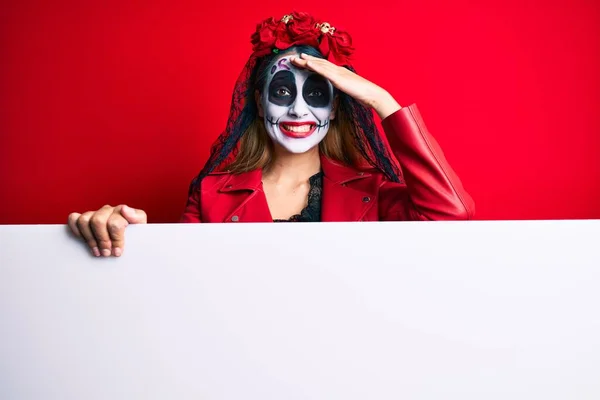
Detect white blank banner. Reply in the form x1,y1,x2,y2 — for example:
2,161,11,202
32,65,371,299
1,220,599,399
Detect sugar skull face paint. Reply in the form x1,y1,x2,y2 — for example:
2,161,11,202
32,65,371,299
261,56,334,154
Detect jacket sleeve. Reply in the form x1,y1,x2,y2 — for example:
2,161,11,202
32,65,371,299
179,189,203,223
378,104,475,221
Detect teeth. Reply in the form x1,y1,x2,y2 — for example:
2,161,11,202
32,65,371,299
282,124,313,133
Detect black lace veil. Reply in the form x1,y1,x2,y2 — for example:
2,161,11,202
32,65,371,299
188,47,403,196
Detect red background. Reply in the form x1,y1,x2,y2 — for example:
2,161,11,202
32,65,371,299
1,0,599,224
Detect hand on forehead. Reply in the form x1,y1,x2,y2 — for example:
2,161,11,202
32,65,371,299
268,55,333,82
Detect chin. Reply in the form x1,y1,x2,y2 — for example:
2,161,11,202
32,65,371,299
283,144,316,154
267,130,326,155
280,136,325,154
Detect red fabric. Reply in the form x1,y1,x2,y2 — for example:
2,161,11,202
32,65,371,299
180,104,474,223
250,11,354,66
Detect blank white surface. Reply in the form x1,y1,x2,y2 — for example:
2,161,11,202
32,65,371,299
0,220,599,399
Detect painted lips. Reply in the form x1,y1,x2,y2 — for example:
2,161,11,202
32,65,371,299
279,121,317,138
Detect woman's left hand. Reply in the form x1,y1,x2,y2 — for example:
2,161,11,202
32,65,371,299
289,53,401,119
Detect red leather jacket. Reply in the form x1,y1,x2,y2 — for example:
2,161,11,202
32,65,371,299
181,104,475,223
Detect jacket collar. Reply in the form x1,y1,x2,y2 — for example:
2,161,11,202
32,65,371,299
216,169,263,193
320,155,373,184
215,155,373,193
212,155,378,222
320,156,377,222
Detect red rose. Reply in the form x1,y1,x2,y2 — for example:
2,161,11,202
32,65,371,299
288,14,320,48
287,12,316,35
250,13,355,66
273,12,320,50
318,29,354,66
273,23,294,50
251,17,279,57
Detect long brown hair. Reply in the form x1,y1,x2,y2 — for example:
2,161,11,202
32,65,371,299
226,104,365,174
187,42,404,194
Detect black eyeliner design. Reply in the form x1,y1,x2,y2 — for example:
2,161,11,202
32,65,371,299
266,116,329,130
266,116,282,127
315,119,329,132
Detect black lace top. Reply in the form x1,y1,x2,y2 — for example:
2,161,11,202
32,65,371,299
273,172,323,222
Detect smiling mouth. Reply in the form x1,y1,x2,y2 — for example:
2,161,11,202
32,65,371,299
280,122,317,138
266,117,329,139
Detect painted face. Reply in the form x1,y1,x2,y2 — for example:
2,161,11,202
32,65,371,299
261,55,334,154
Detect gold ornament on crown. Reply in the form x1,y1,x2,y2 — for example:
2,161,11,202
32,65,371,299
316,22,336,35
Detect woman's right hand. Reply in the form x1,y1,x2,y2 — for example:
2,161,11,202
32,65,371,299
68,205,147,257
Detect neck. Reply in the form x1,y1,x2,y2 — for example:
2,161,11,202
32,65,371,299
263,144,321,184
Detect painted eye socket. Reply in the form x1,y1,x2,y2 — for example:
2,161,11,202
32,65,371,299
276,87,292,97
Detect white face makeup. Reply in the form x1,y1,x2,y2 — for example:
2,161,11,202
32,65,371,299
261,55,334,154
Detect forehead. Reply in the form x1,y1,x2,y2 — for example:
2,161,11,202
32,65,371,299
267,55,313,81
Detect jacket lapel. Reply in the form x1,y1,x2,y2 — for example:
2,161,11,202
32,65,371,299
320,157,378,222
212,157,378,223
216,169,272,222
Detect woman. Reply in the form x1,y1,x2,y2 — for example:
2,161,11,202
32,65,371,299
68,12,475,257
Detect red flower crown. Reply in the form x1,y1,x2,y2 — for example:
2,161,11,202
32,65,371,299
250,11,354,66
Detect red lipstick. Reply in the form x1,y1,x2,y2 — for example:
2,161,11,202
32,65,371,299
279,121,317,138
